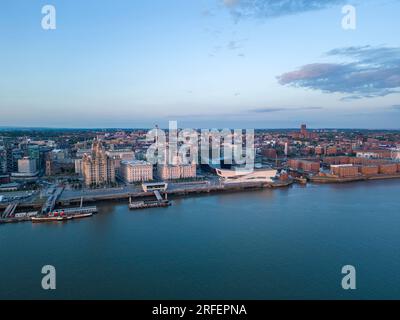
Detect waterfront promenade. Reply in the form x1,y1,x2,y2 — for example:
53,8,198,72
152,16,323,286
57,178,290,206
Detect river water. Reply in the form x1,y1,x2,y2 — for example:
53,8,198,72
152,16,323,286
1,180,400,299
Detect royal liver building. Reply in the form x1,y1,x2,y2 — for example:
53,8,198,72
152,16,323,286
82,139,116,187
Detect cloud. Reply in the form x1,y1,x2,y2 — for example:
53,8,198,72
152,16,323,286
250,106,322,113
277,46,400,99
222,0,346,20
250,107,286,113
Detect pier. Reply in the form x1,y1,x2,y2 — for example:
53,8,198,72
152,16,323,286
54,206,98,215
56,179,294,206
51,195,98,216
1,202,18,219
41,186,64,214
129,190,171,210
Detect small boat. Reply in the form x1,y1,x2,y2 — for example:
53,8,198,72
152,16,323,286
71,213,93,219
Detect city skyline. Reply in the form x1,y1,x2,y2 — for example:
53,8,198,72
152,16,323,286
1,0,400,128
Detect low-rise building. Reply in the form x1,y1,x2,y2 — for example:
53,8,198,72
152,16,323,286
378,164,398,175
359,165,379,176
288,159,320,173
331,164,359,177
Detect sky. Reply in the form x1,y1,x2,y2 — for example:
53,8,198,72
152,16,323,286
0,0,399,129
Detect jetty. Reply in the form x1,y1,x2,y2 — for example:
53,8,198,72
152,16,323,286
129,190,171,210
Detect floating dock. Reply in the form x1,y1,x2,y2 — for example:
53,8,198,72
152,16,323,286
55,206,98,215
129,200,171,210
0,196,97,224
129,191,171,210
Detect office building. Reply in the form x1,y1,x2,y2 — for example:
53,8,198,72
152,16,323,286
120,160,153,183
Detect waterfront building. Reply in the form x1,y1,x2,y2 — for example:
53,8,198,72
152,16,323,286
288,159,320,173
120,160,153,183
330,164,359,177
157,163,196,180
156,152,196,181
216,167,277,183
378,164,397,174
360,165,379,176
82,140,116,187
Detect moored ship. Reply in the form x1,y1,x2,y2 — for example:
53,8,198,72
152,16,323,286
32,215,72,223
31,210,93,223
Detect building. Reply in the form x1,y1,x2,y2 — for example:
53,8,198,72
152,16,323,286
18,157,37,175
262,148,277,159
156,153,197,181
378,164,397,175
288,159,320,173
142,182,168,192
359,165,379,176
45,159,75,176
75,159,83,175
11,149,24,172
0,182,19,192
106,149,135,161
326,146,338,156
106,149,135,176
157,163,196,180
330,164,359,178
0,146,6,174
120,160,153,183
10,157,39,180
82,140,116,187
300,124,307,136
0,175,11,184
216,167,277,183
49,149,67,161
28,145,40,169
3,139,15,173
356,150,392,159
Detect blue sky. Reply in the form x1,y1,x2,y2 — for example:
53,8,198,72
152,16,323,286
0,0,399,128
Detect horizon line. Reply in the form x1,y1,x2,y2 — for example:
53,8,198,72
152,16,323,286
1,125,400,131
